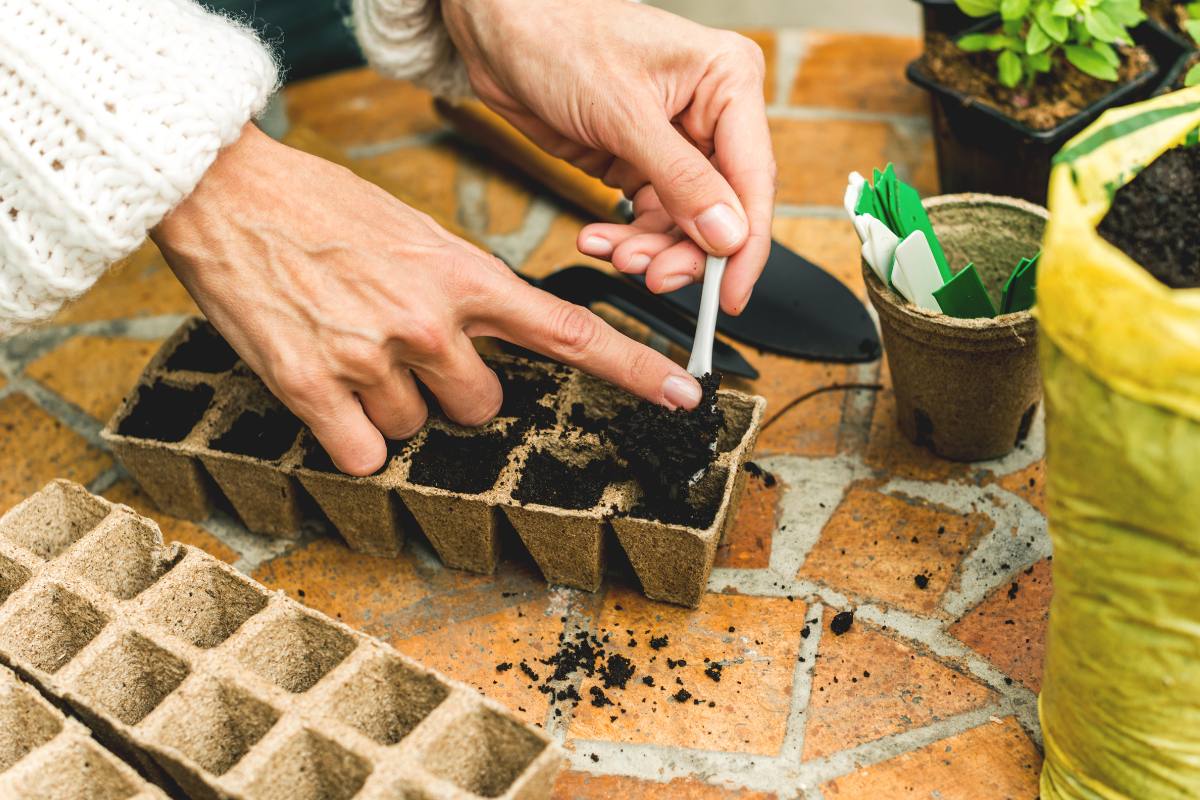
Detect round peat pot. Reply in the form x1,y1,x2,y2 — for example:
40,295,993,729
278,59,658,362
906,17,1179,204
864,194,1047,462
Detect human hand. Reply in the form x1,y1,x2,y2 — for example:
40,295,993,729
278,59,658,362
152,124,705,475
442,0,775,314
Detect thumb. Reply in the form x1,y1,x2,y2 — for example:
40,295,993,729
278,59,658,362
617,117,749,256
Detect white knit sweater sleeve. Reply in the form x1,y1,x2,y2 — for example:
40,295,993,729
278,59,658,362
0,0,278,336
352,0,473,98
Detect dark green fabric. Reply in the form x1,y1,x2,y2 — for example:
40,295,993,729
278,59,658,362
201,0,365,82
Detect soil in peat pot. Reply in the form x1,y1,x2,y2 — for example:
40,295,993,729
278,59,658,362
512,448,618,511
210,408,303,461
919,32,1154,131
1098,144,1200,288
496,366,563,431
407,428,519,494
612,373,725,528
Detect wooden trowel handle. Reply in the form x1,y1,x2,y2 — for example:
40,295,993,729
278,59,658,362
435,98,626,223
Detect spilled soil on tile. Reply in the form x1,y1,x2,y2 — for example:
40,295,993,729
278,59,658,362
1098,144,1200,288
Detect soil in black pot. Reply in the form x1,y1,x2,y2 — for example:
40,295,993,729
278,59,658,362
1145,0,1192,37
512,448,616,510
919,32,1154,131
1098,144,1200,288
407,428,517,494
1174,53,1200,89
611,373,724,502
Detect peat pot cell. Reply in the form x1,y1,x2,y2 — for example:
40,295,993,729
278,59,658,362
630,466,728,530
0,551,32,606
243,729,371,800
137,555,268,649
0,583,108,674
117,382,214,443
301,433,413,475
9,737,141,800
511,445,618,511
419,706,547,798
62,516,180,601
209,408,302,461
0,681,63,771
407,428,516,495
234,607,357,693
326,650,449,746
494,364,563,429
714,395,757,454
142,676,279,777
164,323,239,374
70,631,190,726
0,481,110,560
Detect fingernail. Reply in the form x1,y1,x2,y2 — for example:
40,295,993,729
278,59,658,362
657,272,691,293
627,253,650,272
696,203,747,251
663,373,702,410
582,235,612,257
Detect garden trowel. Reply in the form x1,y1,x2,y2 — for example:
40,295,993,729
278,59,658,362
436,98,881,363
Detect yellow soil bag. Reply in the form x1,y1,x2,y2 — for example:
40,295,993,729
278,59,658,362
1039,86,1200,799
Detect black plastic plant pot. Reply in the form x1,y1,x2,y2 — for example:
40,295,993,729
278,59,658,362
911,0,973,38
907,17,1172,204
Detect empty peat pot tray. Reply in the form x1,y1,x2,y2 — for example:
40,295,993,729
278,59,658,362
0,480,563,800
102,318,767,608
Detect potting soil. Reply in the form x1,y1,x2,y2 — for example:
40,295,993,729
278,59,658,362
920,32,1154,131
512,447,615,510
407,427,517,494
1098,144,1200,288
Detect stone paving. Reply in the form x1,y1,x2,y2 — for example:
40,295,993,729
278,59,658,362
0,28,1047,799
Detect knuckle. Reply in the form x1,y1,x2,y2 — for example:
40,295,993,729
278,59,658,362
663,155,714,203
333,340,388,383
393,406,429,439
274,366,326,406
402,317,451,359
624,346,661,395
547,304,605,361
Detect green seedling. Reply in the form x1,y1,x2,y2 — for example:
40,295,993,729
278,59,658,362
954,0,1145,90
1184,3,1200,87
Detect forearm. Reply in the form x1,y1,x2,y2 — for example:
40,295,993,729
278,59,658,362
0,0,278,336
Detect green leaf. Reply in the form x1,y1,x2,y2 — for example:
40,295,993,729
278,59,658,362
1188,63,1200,88
1000,0,1031,20
1186,19,1200,44
998,49,1025,87
1051,0,1076,15
1065,43,1119,80
1091,40,1119,68
1036,3,1070,42
1187,2,1200,17
955,0,1002,17
1098,0,1145,27
1083,9,1128,43
1027,21,1053,53
957,33,993,51
1029,51,1054,72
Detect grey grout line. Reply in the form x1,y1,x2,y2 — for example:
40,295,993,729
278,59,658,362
12,378,106,451
455,159,490,236
85,465,125,496
772,29,809,110
777,600,824,765
773,204,850,219
207,509,310,574
342,129,451,159
485,196,560,269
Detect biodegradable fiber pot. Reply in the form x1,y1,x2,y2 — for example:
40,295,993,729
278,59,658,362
864,193,1047,461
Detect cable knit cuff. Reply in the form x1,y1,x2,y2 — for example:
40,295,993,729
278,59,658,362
0,0,279,336
352,0,473,99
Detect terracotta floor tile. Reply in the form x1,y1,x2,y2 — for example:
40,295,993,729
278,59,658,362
949,558,1052,693
252,536,532,642
714,467,780,569
25,336,161,423
356,141,463,225
730,356,857,458
822,717,1041,799
568,588,805,756
789,31,925,115
554,772,775,799
865,359,977,483
102,480,237,564
0,373,6,391
799,485,993,615
803,608,995,759
284,70,441,148
520,211,610,280
54,242,198,324
739,29,778,103
0,394,112,514
995,461,1046,515
395,594,570,727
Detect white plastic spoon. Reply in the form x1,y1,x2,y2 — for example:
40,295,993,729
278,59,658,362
686,254,728,378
